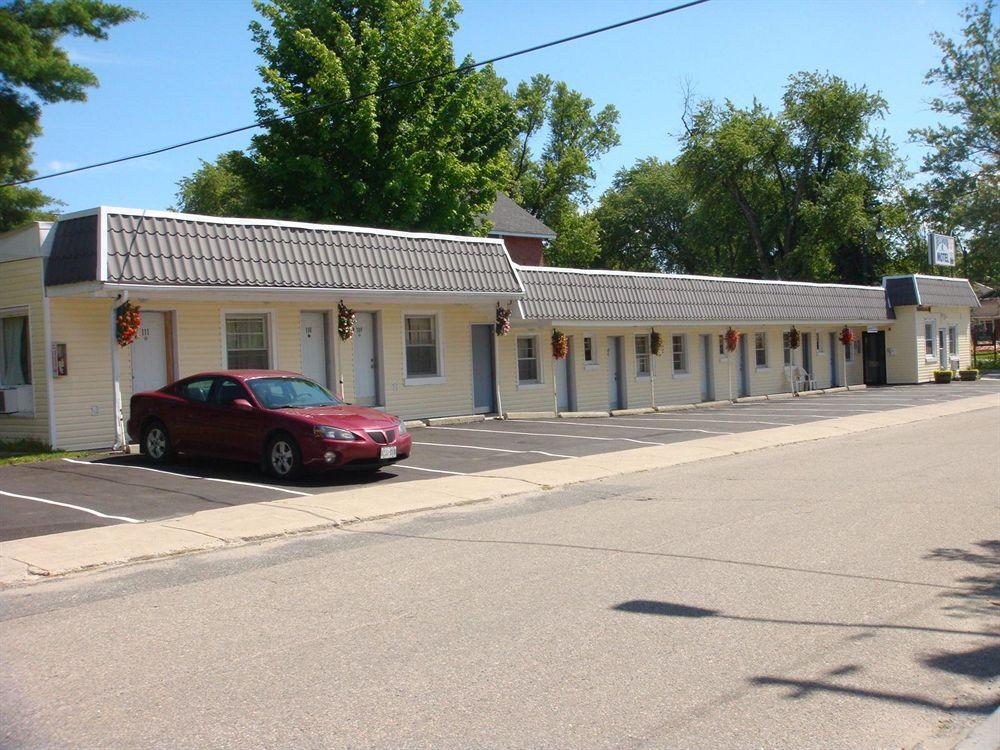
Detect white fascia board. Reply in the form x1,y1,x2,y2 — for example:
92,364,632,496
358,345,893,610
512,318,892,329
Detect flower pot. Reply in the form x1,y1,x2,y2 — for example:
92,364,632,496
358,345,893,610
933,371,953,384
958,369,979,381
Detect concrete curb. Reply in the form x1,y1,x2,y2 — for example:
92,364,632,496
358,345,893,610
736,395,767,403
691,400,731,408
654,404,696,412
403,420,426,430
766,392,795,400
1,392,995,588
504,411,556,420
610,407,655,416
949,705,999,750
425,414,485,426
559,411,610,419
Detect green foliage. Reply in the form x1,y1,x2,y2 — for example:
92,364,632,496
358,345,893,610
676,72,909,282
173,150,257,216
910,1,999,286
510,74,619,265
0,0,141,232
226,0,515,234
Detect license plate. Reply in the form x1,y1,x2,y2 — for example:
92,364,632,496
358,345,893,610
379,446,397,460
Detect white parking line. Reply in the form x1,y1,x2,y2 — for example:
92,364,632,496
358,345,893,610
429,425,664,446
61,458,313,497
614,416,793,427
414,441,576,459
508,419,733,436
393,465,469,475
0,489,141,523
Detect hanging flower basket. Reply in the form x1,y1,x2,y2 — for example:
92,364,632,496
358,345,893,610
839,326,855,346
787,326,801,350
650,331,664,356
337,300,356,341
551,330,568,359
115,301,142,347
724,326,741,353
495,304,511,336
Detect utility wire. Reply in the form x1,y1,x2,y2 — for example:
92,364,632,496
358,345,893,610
5,0,710,187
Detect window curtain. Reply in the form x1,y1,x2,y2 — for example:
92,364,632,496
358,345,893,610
2,317,29,386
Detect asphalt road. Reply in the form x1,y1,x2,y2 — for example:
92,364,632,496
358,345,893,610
2,380,998,541
1,406,997,749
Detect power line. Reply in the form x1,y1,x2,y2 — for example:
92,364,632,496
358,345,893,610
5,0,711,188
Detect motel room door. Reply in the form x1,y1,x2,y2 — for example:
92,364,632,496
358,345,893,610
828,332,838,386
470,324,496,414
554,336,574,412
131,311,171,394
607,336,624,410
736,335,750,397
300,312,330,389
862,331,887,385
352,312,380,406
699,334,714,401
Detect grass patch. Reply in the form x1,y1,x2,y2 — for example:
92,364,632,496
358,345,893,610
972,351,1000,371
0,438,97,467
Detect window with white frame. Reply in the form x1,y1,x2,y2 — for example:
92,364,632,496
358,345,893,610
0,312,31,388
583,335,596,366
516,336,540,384
924,320,935,357
404,315,440,378
225,314,271,369
782,332,792,366
718,334,727,358
672,334,687,373
948,325,958,356
816,332,823,353
635,334,652,377
754,332,768,368
844,341,853,362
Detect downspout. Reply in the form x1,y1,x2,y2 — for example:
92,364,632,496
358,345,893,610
110,290,128,451
492,330,503,418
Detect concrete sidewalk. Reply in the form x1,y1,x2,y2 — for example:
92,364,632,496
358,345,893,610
1,392,996,586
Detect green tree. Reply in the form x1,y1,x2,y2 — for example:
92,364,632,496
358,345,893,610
231,0,515,234
678,72,908,283
0,0,141,231
911,0,999,286
173,150,257,216
510,74,620,266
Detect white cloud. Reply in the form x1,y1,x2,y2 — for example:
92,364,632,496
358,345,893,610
47,160,77,171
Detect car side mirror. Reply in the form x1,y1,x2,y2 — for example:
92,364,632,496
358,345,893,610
231,398,253,411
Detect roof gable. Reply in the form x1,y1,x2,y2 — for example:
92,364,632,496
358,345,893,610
485,193,555,238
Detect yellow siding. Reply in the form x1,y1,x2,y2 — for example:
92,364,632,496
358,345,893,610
0,258,50,444
48,297,119,450
883,306,971,383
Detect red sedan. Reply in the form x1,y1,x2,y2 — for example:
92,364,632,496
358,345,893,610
127,370,412,479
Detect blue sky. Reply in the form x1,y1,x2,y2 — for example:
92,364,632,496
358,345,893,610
31,0,967,214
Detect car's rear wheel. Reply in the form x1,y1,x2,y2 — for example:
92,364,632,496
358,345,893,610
265,433,302,479
143,420,173,464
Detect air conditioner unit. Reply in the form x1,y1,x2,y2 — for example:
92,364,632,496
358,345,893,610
0,388,18,415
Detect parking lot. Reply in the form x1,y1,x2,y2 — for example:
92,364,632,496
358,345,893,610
2,380,997,542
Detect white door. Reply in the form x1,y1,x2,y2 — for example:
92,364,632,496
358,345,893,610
300,312,329,388
699,334,713,401
352,312,378,406
131,311,168,394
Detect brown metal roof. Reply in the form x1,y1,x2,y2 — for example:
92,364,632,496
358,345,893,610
45,208,524,296
45,214,99,285
518,267,894,323
913,276,981,308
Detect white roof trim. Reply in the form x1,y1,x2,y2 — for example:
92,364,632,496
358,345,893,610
519,264,886,291
78,205,512,248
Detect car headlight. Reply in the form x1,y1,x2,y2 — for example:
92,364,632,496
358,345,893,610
396,418,407,435
314,425,357,440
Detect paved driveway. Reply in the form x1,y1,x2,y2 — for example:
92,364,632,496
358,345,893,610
2,381,997,541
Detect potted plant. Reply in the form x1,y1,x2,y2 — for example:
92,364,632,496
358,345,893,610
495,304,511,336
838,327,855,388
958,369,979,381
724,327,741,401
551,330,568,359
933,370,953,383
115,301,142,347
337,300,356,341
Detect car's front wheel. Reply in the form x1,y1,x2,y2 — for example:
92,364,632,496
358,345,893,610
142,420,173,464
264,433,302,479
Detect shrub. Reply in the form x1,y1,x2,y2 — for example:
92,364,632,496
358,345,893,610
933,370,953,383
958,369,979,381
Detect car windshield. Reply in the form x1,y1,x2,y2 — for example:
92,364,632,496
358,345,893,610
247,377,343,409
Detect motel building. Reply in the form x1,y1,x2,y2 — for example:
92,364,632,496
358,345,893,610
0,205,980,452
